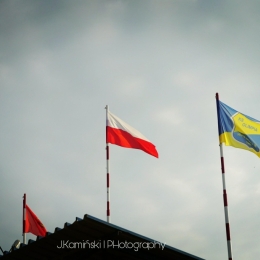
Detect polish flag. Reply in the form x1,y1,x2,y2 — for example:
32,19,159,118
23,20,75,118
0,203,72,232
106,111,158,158
24,205,47,237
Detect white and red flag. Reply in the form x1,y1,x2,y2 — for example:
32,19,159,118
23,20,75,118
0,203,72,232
106,111,158,158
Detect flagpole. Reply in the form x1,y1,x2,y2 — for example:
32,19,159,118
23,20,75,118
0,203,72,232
23,194,26,244
105,105,110,223
216,93,233,260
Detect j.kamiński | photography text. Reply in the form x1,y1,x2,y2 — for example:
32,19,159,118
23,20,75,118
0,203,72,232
57,240,166,251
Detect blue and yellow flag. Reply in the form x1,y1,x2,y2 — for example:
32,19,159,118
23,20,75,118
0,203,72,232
217,100,260,157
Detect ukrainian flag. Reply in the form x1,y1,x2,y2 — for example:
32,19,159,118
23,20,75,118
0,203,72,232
217,100,260,157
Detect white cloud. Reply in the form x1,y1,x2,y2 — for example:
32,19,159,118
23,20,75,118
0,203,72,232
154,107,184,126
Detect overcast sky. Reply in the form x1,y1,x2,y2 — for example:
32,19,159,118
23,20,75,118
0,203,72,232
1,0,260,259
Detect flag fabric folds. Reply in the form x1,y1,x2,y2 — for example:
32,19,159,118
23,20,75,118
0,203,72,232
106,111,158,158
217,100,260,157
25,205,47,237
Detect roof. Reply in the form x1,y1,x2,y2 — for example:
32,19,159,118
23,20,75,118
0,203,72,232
1,214,205,259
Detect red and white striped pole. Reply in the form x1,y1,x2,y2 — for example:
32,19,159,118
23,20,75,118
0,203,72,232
23,193,26,244
216,93,233,260
105,105,110,223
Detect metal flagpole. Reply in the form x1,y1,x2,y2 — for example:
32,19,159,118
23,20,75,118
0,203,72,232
23,194,26,244
216,93,233,260
105,105,110,223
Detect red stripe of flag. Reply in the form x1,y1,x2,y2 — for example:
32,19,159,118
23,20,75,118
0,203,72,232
107,126,158,158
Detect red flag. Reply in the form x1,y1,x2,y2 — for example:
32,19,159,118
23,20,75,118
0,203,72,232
25,205,47,237
106,111,158,158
